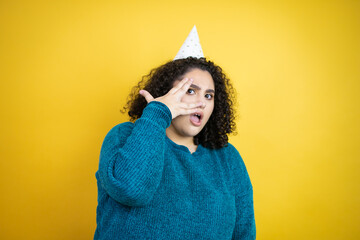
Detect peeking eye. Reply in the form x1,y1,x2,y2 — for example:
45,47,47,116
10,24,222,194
205,93,213,100
187,89,195,94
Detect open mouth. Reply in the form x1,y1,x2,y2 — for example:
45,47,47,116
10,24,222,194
190,112,203,126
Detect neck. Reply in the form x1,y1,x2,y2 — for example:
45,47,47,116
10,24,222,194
166,127,197,153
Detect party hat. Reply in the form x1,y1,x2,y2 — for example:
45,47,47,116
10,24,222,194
174,25,204,60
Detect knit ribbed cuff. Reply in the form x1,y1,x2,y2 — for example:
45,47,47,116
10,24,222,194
141,101,172,129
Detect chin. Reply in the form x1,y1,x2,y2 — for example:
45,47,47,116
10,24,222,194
185,125,205,137
169,115,208,139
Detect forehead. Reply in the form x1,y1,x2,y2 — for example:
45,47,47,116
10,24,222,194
178,68,215,89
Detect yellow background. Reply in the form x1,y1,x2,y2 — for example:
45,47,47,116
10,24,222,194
1,0,359,239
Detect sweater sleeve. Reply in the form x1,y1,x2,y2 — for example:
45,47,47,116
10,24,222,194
228,144,256,240
97,101,172,207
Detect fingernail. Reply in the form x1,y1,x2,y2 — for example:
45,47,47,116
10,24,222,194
189,78,193,82
139,90,144,94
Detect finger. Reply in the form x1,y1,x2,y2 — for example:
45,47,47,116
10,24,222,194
179,102,205,109
139,90,154,103
169,78,191,94
176,78,194,96
179,107,204,116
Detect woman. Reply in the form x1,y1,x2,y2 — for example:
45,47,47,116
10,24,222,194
94,27,255,240
95,57,255,240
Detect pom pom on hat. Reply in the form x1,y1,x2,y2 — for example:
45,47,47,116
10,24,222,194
174,25,204,60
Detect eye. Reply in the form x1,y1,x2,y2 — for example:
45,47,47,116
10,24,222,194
187,89,195,94
205,93,213,100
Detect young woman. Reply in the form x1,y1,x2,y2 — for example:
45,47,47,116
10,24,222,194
94,57,256,239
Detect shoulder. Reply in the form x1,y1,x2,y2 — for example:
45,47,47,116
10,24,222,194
105,121,134,136
208,142,247,174
225,143,247,169
102,122,135,146
106,121,134,135
222,142,240,155
218,142,243,165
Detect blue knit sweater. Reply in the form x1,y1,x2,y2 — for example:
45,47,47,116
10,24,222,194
94,101,256,240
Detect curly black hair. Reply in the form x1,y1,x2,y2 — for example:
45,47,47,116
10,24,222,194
122,57,237,149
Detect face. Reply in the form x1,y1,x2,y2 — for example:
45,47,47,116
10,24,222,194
167,68,215,142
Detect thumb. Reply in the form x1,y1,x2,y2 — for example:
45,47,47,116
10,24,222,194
139,90,154,103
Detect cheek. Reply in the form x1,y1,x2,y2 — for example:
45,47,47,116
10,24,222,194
208,102,215,113
172,114,188,124
180,95,192,103
207,105,215,118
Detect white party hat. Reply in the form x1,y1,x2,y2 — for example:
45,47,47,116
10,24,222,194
174,25,204,60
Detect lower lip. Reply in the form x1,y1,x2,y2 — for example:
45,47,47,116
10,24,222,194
190,116,202,126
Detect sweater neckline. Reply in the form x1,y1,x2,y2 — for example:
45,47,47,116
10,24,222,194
165,136,204,156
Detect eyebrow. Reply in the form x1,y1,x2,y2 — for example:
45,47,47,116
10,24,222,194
190,84,215,93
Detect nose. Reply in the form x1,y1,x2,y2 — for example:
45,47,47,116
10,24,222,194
199,101,206,109
196,95,206,109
